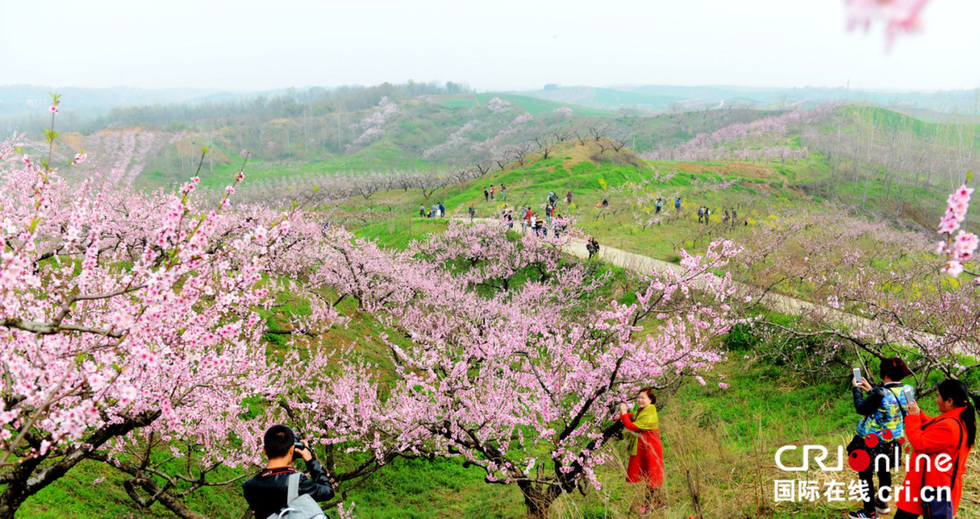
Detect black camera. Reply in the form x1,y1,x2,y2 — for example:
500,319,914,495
291,441,307,461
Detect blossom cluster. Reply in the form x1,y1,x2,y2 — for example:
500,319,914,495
346,96,400,152
937,184,978,279
846,0,930,49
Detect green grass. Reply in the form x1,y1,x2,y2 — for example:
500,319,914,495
340,457,524,518
353,217,449,250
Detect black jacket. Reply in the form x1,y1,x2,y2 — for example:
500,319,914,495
242,460,334,518
853,382,905,416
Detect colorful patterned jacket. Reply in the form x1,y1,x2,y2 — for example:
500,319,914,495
854,382,914,441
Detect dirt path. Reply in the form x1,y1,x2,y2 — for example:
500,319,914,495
461,217,876,332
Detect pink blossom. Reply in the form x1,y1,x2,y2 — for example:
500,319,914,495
939,213,960,234
942,260,964,277
846,0,930,49
952,231,979,261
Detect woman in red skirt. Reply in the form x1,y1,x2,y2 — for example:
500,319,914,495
619,387,665,513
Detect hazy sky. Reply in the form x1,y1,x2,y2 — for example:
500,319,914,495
1,0,978,92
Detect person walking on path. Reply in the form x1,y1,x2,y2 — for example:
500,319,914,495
697,206,704,224
490,185,495,200
654,198,663,215
501,183,506,200
675,197,682,211
619,387,666,513
586,236,600,260
567,191,573,205
419,204,426,217
468,205,475,223
484,187,489,202
892,378,977,519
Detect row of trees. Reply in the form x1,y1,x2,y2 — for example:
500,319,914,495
803,107,980,216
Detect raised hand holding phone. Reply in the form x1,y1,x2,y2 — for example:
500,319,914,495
907,398,920,415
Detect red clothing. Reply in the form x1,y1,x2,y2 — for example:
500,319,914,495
620,412,664,488
896,406,971,516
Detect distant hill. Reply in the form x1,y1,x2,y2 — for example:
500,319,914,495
516,85,980,115
0,85,273,119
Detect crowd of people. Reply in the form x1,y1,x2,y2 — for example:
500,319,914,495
694,206,735,225
418,184,751,236
420,202,446,218
483,183,507,202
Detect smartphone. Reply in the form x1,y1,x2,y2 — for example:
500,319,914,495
904,387,915,404
853,368,862,384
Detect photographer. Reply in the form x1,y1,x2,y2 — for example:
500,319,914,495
242,425,334,518
847,358,913,519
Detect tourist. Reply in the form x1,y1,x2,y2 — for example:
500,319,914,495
893,379,976,519
847,358,914,519
619,388,665,513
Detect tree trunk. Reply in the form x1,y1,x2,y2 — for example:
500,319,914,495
0,455,43,519
517,481,559,519
0,411,159,518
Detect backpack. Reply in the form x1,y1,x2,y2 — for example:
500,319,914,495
857,385,912,441
266,473,327,519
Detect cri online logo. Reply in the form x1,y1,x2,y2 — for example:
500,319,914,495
775,431,904,472
776,431,953,473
